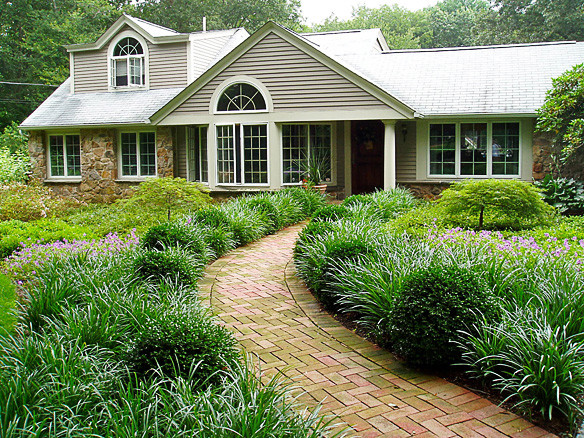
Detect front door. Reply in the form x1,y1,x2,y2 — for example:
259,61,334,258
351,120,384,194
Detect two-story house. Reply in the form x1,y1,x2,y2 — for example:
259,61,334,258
21,14,584,201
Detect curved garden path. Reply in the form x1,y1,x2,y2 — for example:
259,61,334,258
199,224,556,438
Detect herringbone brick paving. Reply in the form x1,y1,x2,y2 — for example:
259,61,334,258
199,224,557,438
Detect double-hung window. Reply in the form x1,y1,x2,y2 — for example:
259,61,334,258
429,122,520,177
282,124,332,184
216,124,268,185
187,126,208,183
48,134,81,178
120,132,156,177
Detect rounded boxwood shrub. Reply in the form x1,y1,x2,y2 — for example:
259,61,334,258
312,205,351,223
141,222,211,260
128,305,240,385
133,248,204,286
389,264,500,368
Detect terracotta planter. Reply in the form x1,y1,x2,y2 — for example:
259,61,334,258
312,184,327,194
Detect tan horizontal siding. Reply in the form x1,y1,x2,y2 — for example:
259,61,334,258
73,49,108,93
148,42,188,89
174,32,388,114
396,121,417,181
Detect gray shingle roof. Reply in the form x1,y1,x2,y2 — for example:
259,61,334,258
335,41,584,116
20,79,182,128
302,29,388,55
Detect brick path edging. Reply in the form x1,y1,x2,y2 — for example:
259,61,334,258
199,224,558,438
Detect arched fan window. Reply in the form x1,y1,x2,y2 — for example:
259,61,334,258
217,83,267,112
111,37,145,87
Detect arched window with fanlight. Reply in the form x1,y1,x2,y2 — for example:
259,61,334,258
217,83,267,112
110,37,145,88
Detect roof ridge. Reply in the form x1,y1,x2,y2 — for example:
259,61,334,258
124,14,180,34
383,40,578,54
301,29,377,36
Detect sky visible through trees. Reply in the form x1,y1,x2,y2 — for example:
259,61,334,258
1,0,584,130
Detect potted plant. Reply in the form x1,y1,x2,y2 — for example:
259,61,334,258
300,152,330,194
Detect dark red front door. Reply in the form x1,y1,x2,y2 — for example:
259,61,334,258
351,120,384,194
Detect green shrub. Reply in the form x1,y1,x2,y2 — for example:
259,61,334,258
312,204,351,222
133,248,204,286
0,148,30,183
120,177,212,221
369,188,419,219
387,203,452,236
202,225,237,259
438,179,555,229
219,203,270,246
297,220,335,243
128,305,240,384
0,183,80,222
535,174,584,215
390,264,500,367
342,194,374,207
141,222,212,260
190,207,231,229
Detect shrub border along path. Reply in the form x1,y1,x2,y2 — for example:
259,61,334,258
200,223,556,438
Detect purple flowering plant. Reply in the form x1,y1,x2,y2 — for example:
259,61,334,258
1,229,140,284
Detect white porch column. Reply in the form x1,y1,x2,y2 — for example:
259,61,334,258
382,120,396,190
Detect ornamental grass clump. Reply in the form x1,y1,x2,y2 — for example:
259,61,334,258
311,204,351,222
134,247,205,286
141,221,212,260
389,264,501,367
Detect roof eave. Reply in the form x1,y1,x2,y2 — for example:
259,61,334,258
150,22,417,124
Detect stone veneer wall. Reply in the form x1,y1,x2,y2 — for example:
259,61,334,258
532,131,554,180
27,127,174,203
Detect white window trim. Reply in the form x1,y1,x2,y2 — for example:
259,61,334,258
107,30,149,92
186,125,209,184
211,76,273,115
46,132,81,180
215,122,270,187
117,131,157,180
427,120,522,179
280,123,336,186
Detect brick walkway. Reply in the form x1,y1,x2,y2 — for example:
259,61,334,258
199,224,556,438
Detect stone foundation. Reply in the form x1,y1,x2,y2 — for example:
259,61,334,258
532,132,554,180
27,127,175,203
399,182,451,200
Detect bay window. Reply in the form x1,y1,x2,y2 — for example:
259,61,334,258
120,132,156,177
48,134,81,178
429,122,520,177
282,124,332,184
216,124,268,185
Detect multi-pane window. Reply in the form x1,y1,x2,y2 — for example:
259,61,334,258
49,134,81,177
120,132,156,177
429,122,520,177
282,124,332,184
492,123,520,175
460,123,487,176
216,124,268,185
187,126,208,183
111,37,145,88
217,83,267,112
429,124,455,176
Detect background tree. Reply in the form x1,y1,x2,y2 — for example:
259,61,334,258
428,0,491,47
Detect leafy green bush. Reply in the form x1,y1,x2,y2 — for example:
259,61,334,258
0,218,98,259
390,264,500,367
244,197,281,234
120,177,212,221
438,179,554,229
219,203,270,246
0,183,79,222
141,221,212,260
312,204,351,222
535,174,584,215
0,122,28,154
202,225,237,259
0,148,30,183
133,248,204,286
128,305,240,384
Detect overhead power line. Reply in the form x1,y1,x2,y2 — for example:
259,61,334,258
0,81,59,87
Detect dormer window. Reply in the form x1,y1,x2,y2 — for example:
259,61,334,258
111,37,145,88
217,83,267,112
